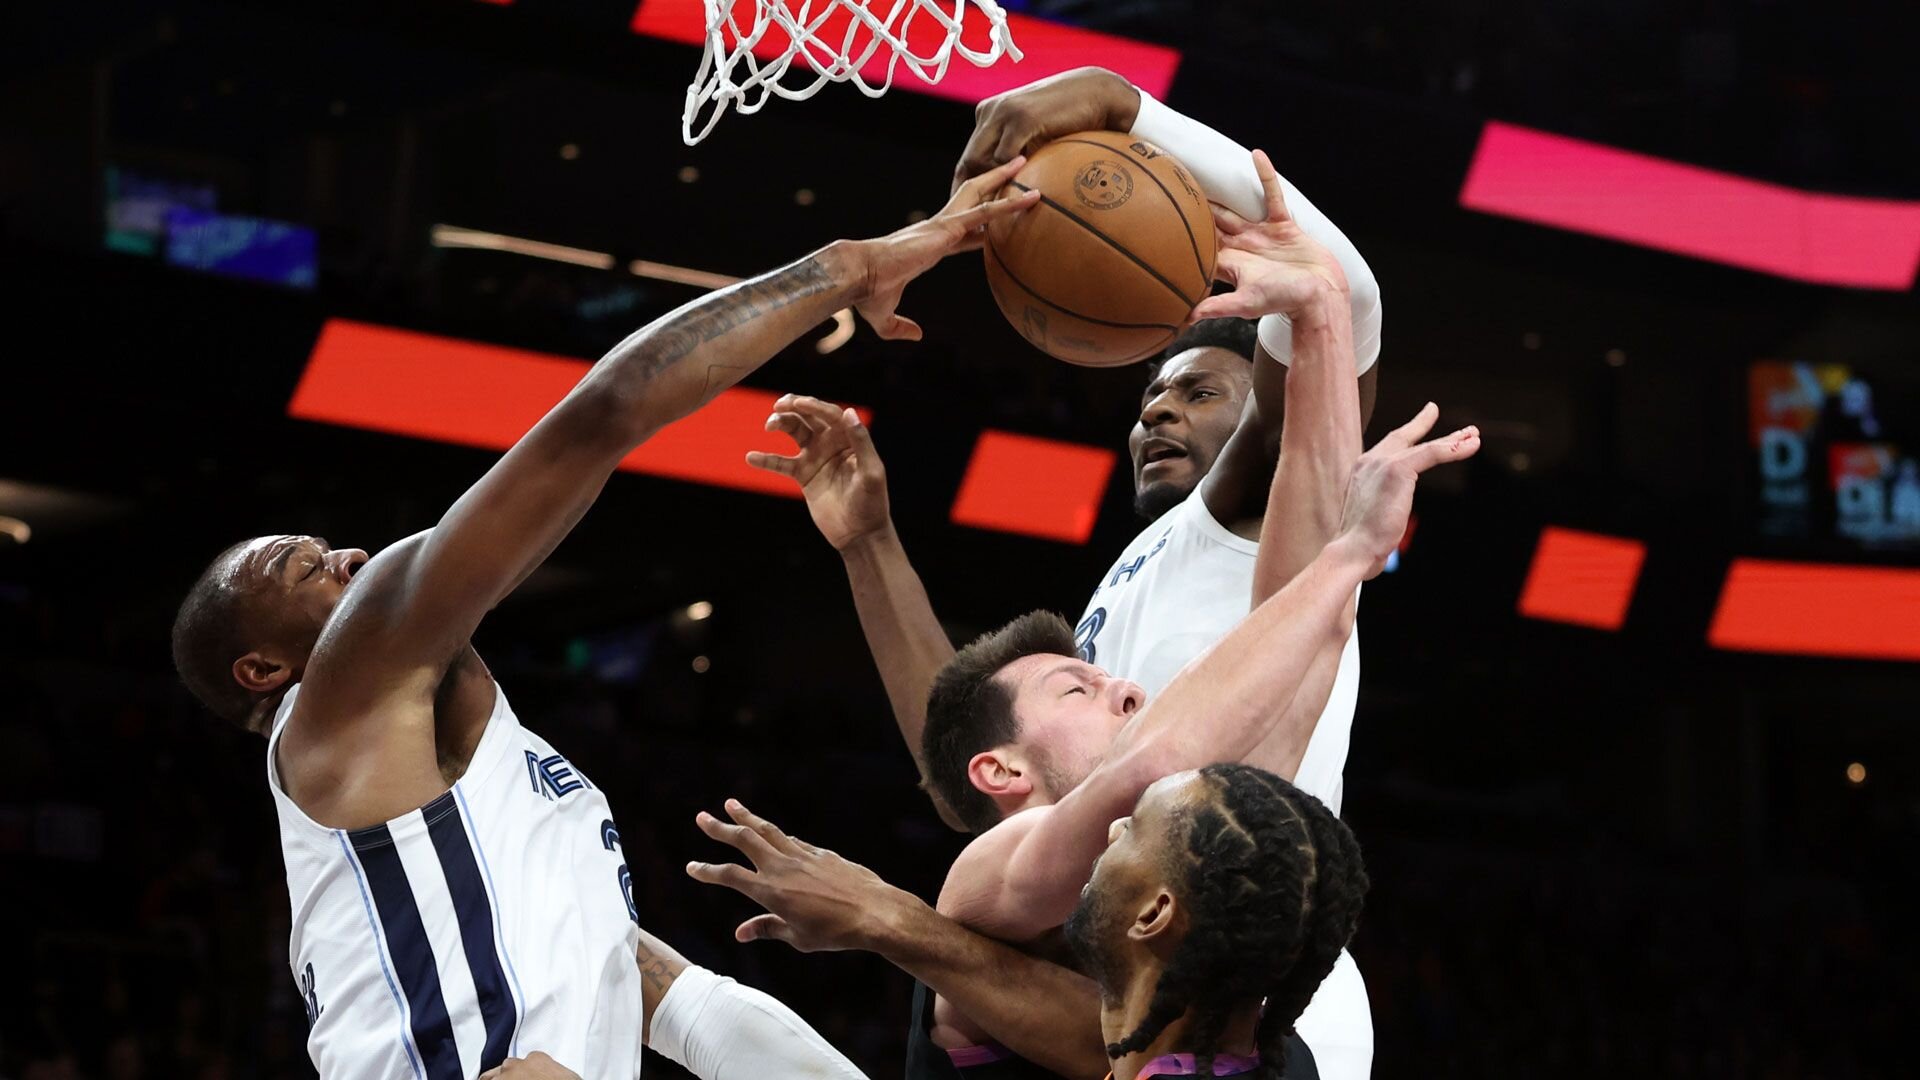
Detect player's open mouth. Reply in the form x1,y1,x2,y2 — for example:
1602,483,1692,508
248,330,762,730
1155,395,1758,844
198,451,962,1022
1140,438,1188,467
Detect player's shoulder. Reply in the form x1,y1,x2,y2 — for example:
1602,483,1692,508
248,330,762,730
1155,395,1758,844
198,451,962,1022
934,807,1049,919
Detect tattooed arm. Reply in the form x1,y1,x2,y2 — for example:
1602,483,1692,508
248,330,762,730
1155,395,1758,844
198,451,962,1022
289,161,1040,830
638,929,689,1044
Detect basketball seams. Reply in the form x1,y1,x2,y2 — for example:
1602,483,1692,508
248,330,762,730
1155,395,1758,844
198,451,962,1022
1008,179,1200,311
1048,136,1213,297
986,244,1183,333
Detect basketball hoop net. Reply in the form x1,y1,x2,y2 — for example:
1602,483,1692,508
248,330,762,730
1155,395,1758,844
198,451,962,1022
681,0,1022,145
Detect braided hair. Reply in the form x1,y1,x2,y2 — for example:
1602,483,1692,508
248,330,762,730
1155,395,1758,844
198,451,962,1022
1106,763,1368,1078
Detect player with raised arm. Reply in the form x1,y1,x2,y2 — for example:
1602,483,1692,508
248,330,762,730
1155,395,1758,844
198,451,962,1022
753,134,1407,1077
168,163,1037,1079
754,71,1382,833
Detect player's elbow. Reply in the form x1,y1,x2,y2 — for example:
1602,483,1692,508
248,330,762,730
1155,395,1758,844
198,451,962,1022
565,377,658,452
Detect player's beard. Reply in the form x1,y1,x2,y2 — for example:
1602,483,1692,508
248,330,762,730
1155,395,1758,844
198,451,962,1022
1064,883,1129,1007
1132,478,1191,522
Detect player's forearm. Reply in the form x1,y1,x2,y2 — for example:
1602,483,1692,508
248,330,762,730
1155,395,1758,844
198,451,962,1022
869,895,1109,1080
1254,289,1362,602
1244,595,1355,781
584,242,867,443
1108,537,1369,785
1004,540,1371,930
839,526,957,765
1127,89,1381,371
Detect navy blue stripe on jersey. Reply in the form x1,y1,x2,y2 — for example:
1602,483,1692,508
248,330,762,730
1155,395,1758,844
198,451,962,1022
453,785,528,1058
351,812,463,1080
333,830,427,1079
426,792,517,1072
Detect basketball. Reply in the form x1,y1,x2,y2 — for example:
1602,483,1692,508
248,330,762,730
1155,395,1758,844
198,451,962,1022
982,131,1217,368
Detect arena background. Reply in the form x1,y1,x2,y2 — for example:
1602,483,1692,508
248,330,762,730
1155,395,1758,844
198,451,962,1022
2,1,1916,1076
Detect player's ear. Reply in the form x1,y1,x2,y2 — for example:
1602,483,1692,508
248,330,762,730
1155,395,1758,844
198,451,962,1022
233,651,294,696
1128,888,1182,948
967,749,1033,802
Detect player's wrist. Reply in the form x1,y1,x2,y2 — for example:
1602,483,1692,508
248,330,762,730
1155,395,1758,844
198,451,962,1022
864,885,940,959
822,238,880,303
1091,69,1141,130
1322,533,1378,578
833,519,899,558
1286,282,1349,326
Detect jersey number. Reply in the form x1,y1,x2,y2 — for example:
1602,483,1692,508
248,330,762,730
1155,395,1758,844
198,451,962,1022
1075,607,1107,665
601,820,639,925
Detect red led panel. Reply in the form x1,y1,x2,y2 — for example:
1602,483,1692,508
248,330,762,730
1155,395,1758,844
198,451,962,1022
287,318,867,498
1515,526,1646,631
630,0,1181,103
1708,558,1920,661
950,429,1114,544
1460,121,1920,290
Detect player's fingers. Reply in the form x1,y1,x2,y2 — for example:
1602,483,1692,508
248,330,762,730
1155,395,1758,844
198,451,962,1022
842,409,884,470
1210,202,1255,237
948,187,1040,235
953,155,1028,207
725,799,805,857
1373,401,1440,454
737,914,795,946
875,314,924,342
765,410,818,448
1252,149,1292,224
685,858,760,893
1400,426,1482,473
784,395,855,432
952,117,1010,193
1207,247,1257,286
992,124,1034,174
1190,293,1263,322
743,450,801,477
695,809,780,863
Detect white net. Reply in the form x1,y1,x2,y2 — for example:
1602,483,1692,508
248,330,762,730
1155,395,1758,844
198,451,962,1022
681,0,1023,145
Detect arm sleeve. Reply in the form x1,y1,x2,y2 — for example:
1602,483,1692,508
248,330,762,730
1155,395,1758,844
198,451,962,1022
648,964,869,1080
1130,89,1381,374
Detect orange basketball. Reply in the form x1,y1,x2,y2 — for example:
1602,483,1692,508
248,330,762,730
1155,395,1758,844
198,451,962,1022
983,131,1216,368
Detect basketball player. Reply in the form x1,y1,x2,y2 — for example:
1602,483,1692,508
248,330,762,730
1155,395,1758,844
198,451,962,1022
753,136,1387,1075
684,760,1366,1080
755,70,1381,832
167,161,1038,1078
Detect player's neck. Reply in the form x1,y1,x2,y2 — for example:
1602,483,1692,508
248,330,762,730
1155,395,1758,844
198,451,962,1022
1104,987,1259,1080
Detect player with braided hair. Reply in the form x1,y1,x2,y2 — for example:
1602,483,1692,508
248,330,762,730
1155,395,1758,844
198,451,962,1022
1069,763,1366,1079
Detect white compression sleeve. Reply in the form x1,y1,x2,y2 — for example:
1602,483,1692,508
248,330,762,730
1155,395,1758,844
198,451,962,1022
649,964,869,1080
1130,89,1381,374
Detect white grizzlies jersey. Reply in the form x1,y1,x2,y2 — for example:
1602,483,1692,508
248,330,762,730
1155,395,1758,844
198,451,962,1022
1074,488,1373,1080
267,682,645,1080
1073,487,1361,814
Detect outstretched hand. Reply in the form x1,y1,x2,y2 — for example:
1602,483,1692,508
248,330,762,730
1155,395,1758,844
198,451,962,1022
1338,404,1480,577
1191,149,1349,323
855,157,1040,341
746,395,892,552
686,799,914,953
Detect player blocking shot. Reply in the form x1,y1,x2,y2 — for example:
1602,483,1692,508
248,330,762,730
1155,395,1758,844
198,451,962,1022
751,69,1395,1080
168,162,1038,1079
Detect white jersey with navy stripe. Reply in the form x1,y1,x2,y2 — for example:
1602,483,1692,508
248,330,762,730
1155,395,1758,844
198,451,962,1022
1073,487,1373,1080
268,682,644,1080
